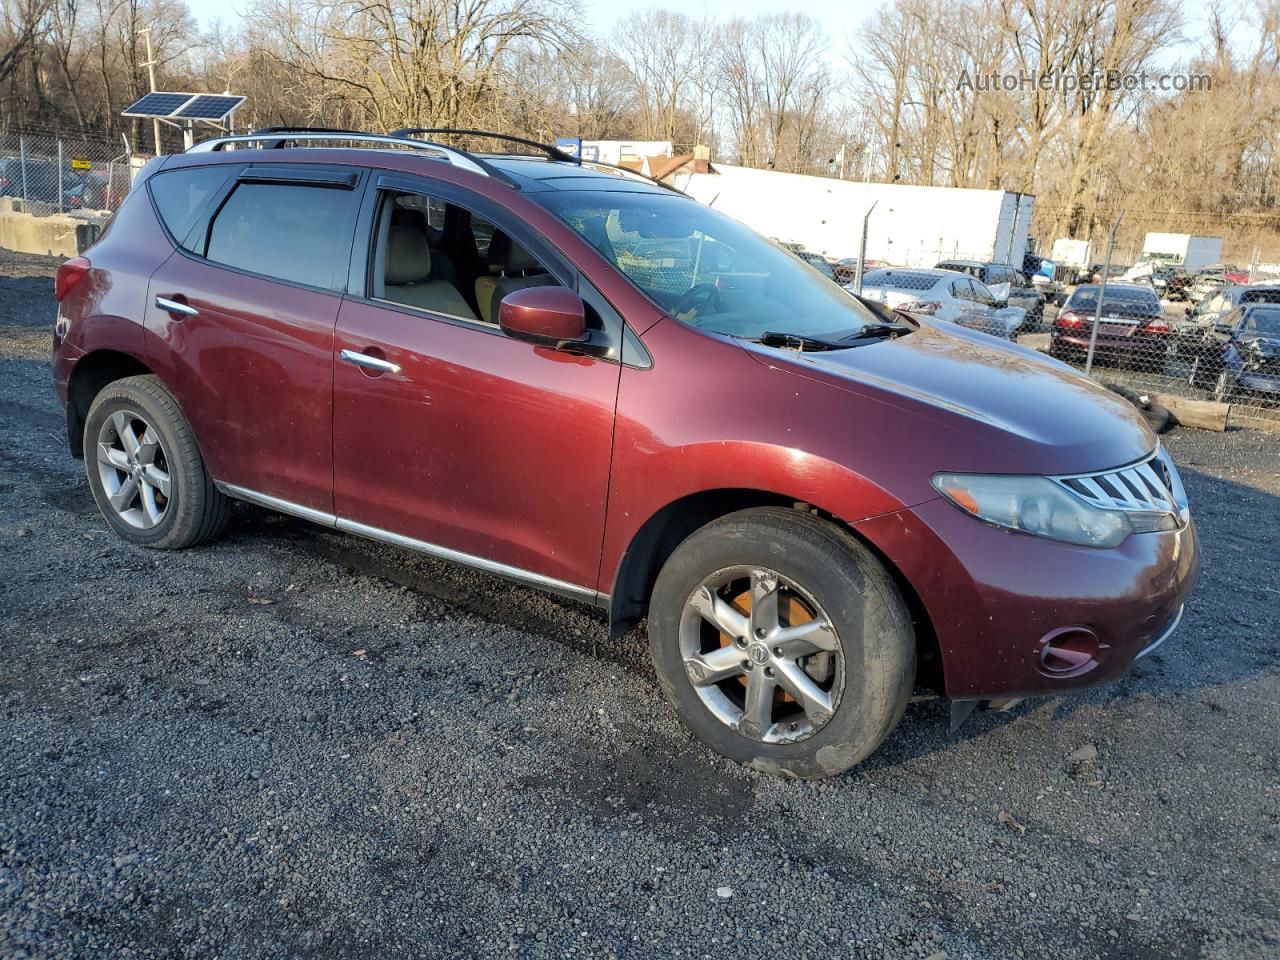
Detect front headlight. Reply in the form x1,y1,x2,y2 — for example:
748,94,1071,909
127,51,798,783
930,473,1176,548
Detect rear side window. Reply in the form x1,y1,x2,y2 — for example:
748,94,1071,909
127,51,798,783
205,182,357,291
149,166,234,248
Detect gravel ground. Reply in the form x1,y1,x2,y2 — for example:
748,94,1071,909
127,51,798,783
1,251,1277,959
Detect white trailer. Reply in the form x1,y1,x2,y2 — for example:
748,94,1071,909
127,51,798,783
1051,237,1092,269
1141,233,1223,270
673,163,1034,267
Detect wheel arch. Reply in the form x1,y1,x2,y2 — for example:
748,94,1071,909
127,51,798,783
606,488,944,694
66,349,155,458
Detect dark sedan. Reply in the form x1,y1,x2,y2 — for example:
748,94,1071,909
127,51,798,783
1050,284,1169,368
1198,304,1280,403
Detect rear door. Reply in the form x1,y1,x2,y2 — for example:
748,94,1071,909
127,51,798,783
143,163,364,513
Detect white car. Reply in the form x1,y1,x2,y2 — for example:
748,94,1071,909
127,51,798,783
851,268,1027,339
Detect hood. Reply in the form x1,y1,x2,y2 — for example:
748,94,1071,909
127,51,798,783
742,319,1154,475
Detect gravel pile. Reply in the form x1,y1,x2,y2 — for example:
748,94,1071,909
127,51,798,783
1,250,1276,958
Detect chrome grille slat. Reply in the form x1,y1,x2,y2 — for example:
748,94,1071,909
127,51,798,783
1052,446,1187,522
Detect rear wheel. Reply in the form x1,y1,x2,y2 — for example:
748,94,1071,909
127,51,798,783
649,507,915,779
84,375,231,549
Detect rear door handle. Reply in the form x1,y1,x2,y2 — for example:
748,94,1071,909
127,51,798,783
340,349,401,375
155,296,198,317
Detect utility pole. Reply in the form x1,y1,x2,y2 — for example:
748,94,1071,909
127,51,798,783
140,27,161,155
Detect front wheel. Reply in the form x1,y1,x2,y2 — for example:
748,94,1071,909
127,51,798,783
84,375,231,549
649,507,915,779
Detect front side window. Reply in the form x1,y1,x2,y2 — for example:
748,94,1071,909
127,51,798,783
205,182,357,291
369,190,562,325
1244,307,1280,334
531,189,885,341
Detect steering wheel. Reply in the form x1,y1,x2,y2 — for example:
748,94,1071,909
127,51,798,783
672,283,725,322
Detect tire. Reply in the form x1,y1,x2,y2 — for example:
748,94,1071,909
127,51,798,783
83,374,231,549
648,507,915,779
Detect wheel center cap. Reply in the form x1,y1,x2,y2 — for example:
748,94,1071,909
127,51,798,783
747,643,770,665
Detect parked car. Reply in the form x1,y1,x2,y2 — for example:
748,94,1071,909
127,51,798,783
1190,264,1250,302
1197,303,1280,403
0,157,108,209
832,257,884,284
1090,263,1130,283
778,242,838,282
1178,283,1280,342
51,128,1198,779
858,267,1026,338
1050,283,1169,367
935,259,1043,325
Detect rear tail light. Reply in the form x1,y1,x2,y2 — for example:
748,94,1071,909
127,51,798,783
1056,310,1086,327
1145,319,1170,334
55,257,91,302
901,300,941,315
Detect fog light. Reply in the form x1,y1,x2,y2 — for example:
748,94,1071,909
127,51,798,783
1036,627,1102,678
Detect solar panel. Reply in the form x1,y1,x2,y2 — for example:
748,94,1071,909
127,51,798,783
121,92,195,118
173,95,245,121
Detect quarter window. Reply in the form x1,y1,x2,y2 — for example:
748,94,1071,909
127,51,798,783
205,182,357,291
149,166,234,250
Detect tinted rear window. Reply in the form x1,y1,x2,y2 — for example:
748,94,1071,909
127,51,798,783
205,182,357,291
1241,288,1280,304
149,167,234,246
862,270,939,290
1067,286,1161,314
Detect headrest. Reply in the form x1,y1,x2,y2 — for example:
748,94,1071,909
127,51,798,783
386,225,432,285
488,231,540,274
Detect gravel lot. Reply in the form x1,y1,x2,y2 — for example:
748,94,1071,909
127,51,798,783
1,251,1277,959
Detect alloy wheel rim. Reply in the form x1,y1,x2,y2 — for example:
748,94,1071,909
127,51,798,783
96,409,171,529
678,566,844,744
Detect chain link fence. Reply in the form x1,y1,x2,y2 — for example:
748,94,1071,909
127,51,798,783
0,131,142,218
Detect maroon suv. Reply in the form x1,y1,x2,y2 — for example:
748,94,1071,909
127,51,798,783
51,130,1198,778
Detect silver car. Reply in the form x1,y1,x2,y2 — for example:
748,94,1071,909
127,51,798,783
854,268,1026,339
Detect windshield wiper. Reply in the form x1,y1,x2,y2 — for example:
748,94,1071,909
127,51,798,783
757,331,854,351
755,322,912,352
843,322,912,340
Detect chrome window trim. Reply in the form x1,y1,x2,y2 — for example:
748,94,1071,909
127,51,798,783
216,482,603,605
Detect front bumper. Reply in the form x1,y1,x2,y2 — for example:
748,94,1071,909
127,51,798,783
856,498,1200,700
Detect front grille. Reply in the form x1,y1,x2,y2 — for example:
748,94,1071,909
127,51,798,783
1052,446,1188,521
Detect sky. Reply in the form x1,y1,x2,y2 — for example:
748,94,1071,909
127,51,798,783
183,0,1234,68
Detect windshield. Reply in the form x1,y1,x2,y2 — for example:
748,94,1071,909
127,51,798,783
532,189,887,340
1245,307,1280,335
861,269,940,291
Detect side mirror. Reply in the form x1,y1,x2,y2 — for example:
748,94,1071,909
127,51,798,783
498,286,587,348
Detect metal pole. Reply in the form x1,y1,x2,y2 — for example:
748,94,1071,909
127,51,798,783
853,200,878,296
1004,193,1020,263
141,28,161,155
57,139,64,212
1085,209,1125,377
19,136,27,206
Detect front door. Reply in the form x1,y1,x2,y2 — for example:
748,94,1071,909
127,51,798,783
331,183,621,595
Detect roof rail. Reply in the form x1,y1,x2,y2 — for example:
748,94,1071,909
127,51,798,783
186,129,502,180
389,128,685,193
391,128,579,164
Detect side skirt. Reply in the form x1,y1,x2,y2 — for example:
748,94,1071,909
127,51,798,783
216,482,606,608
